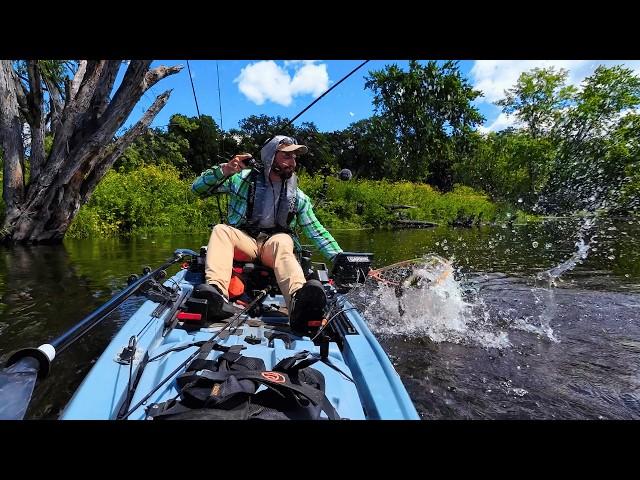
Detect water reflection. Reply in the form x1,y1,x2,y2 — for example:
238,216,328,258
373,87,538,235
332,218,640,292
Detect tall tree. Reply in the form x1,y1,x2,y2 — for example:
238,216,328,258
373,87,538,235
114,127,189,173
365,60,484,189
330,117,396,179
496,67,575,139
234,114,296,153
454,129,555,206
168,114,237,174
494,64,640,213
290,122,335,175
545,66,640,212
0,60,181,243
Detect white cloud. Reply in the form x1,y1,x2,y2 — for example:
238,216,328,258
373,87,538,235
472,60,640,105
283,60,317,68
478,112,521,133
234,61,291,105
472,60,640,132
290,62,329,98
234,60,329,107
349,112,354,117
471,60,591,104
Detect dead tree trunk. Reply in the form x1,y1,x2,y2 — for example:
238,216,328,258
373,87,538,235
0,60,182,243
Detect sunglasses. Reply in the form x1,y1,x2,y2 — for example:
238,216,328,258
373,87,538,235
276,137,299,160
278,137,298,146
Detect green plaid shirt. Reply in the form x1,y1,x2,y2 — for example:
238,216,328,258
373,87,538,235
192,166,343,260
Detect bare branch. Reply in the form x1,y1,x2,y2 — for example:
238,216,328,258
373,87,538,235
42,61,106,182
2,59,178,242
89,62,181,146
71,61,122,141
90,60,121,119
72,61,104,109
143,64,183,90
26,61,46,181
69,60,87,100
93,61,152,131
69,61,119,143
81,90,173,203
11,68,30,122
26,61,43,118
64,77,71,105
44,75,64,133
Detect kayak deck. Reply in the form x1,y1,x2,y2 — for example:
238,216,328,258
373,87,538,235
61,267,419,420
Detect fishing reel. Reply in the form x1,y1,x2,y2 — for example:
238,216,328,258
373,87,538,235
240,156,260,170
216,154,261,171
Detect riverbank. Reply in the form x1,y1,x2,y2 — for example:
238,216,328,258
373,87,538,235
61,165,537,239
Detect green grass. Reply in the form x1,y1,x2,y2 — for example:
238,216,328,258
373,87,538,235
67,165,223,238
298,174,525,228
41,166,537,239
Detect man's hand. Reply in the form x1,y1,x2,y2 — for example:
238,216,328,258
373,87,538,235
221,154,253,176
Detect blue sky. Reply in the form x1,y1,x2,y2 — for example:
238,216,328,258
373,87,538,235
124,60,640,135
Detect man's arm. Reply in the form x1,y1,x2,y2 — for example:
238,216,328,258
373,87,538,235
191,154,254,197
296,190,343,261
191,164,229,197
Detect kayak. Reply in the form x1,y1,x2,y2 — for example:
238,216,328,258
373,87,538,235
55,247,419,420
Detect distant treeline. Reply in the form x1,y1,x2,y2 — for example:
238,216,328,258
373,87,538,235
113,61,640,216
3,61,638,239
66,165,528,239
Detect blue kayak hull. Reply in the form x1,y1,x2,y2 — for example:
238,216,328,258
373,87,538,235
61,267,419,420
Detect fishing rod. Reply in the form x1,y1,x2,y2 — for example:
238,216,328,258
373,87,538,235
185,60,230,220
214,61,229,221
259,60,370,150
0,248,199,420
186,61,201,117
120,286,271,419
203,60,370,194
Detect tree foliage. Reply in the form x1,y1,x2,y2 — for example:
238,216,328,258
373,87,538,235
364,60,484,189
5,59,639,243
496,67,575,138
115,127,188,173
465,64,640,214
168,114,238,174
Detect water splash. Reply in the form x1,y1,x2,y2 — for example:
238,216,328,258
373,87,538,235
536,217,595,286
528,217,596,343
347,255,511,349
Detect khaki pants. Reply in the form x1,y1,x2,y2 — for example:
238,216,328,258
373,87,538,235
205,224,306,309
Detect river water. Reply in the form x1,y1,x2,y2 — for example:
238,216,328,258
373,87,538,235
1,217,638,419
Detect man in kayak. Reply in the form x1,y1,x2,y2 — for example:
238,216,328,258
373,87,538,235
191,135,343,332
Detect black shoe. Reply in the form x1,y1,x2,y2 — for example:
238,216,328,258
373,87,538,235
289,280,327,333
193,283,228,319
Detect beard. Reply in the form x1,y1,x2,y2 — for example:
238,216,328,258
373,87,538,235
278,168,294,179
272,162,294,179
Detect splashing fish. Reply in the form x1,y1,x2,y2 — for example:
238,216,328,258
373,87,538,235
368,255,454,315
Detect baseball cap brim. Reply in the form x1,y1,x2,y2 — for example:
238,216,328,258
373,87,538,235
277,144,308,155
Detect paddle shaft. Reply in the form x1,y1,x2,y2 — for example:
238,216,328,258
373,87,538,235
49,254,183,354
0,251,192,419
